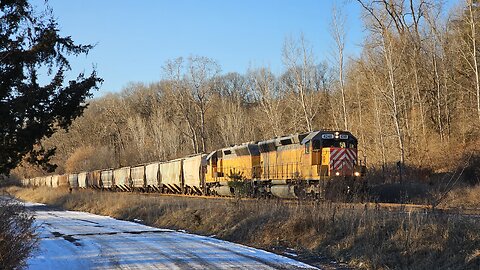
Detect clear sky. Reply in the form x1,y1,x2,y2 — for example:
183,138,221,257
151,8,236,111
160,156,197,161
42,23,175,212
31,0,458,96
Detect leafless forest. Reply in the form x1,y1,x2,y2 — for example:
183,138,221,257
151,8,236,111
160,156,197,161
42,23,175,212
14,1,480,185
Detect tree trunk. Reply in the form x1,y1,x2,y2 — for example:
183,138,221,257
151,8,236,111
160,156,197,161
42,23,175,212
469,0,480,122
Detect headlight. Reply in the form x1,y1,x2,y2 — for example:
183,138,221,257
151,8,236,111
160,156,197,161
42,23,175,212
335,172,340,176
354,171,360,177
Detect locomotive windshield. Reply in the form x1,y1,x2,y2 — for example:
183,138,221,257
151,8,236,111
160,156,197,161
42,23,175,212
311,139,356,150
321,140,356,148
316,132,358,149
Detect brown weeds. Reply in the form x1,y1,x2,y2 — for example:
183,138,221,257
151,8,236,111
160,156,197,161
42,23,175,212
439,185,480,210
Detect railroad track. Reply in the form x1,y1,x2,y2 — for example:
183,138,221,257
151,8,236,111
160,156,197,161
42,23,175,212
83,188,480,217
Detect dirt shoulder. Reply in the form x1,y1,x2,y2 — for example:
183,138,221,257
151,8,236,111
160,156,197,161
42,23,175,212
6,186,480,270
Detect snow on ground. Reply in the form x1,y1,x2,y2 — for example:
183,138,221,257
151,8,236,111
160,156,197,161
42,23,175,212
24,202,318,269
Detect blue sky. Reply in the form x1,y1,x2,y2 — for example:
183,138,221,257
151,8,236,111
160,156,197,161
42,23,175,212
31,0,458,96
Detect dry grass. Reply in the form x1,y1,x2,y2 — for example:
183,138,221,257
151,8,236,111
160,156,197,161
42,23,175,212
7,186,480,270
438,185,480,210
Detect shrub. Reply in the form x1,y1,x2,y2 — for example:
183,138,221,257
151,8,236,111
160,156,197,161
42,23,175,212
0,196,38,270
227,170,253,197
463,154,480,186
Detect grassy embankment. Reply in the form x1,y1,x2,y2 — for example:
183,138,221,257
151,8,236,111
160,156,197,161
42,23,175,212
8,186,480,270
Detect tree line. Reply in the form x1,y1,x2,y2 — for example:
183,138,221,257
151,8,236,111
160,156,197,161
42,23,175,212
13,0,480,179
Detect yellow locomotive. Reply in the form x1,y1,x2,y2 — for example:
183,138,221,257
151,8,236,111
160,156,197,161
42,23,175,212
205,130,366,198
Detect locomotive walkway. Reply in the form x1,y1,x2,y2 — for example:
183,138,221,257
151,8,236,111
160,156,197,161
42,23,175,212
24,202,316,270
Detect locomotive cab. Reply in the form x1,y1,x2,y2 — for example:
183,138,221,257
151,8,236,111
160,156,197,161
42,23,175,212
303,131,363,178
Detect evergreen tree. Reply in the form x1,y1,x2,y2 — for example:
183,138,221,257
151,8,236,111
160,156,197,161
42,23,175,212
0,0,102,175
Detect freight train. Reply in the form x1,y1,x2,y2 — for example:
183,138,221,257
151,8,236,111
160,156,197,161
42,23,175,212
21,130,366,199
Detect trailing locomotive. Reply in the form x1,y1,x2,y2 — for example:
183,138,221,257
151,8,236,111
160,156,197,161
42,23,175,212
21,130,366,199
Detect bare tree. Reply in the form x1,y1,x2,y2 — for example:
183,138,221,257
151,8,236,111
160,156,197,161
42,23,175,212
186,56,221,152
360,57,388,167
330,4,349,130
357,0,407,164
163,57,200,153
102,95,129,167
282,34,319,131
425,3,446,142
216,73,251,145
466,0,480,122
248,67,284,137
